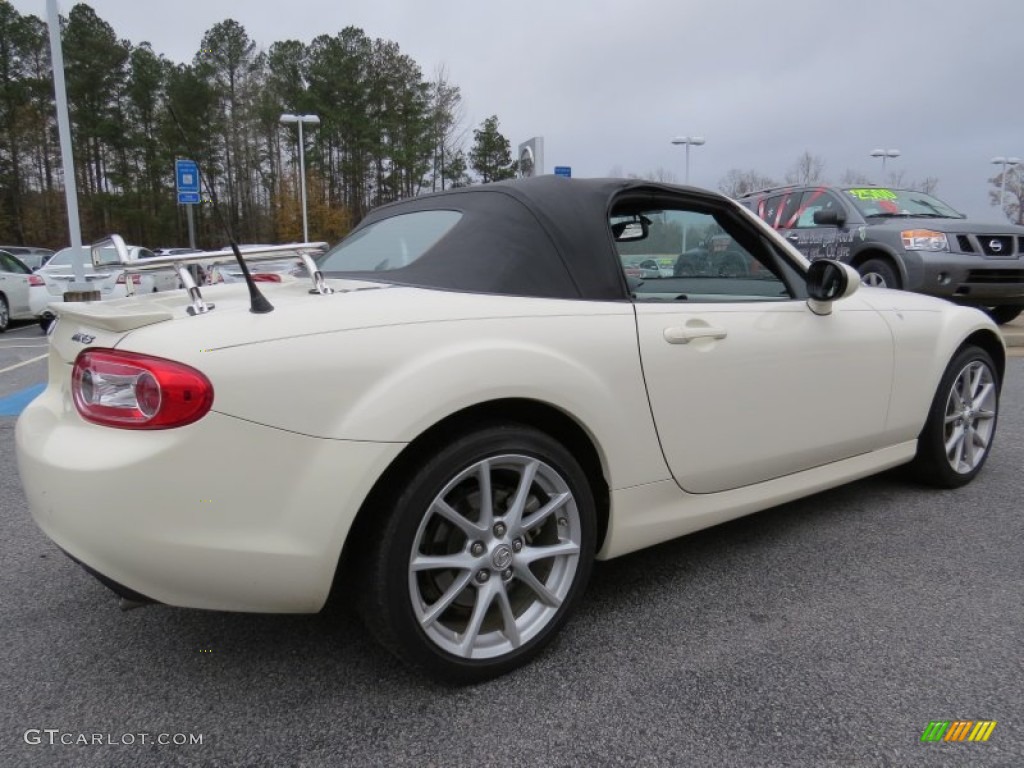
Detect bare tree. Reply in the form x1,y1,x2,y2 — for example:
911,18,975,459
785,151,825,185
428,64,466,192
625,168,678,183
886,169,908,188
885,170,941,195
988,170,1023,224
718,168,778,197
912,176,940,195
839,169,875,185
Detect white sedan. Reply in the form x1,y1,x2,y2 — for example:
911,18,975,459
0,249,45,331
33,244,180,325
16,178,1004,683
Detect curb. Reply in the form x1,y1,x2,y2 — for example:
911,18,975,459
1003,319,1024,348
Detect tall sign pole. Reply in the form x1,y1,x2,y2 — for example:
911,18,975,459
46,0,87,291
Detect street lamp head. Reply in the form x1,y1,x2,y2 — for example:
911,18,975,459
991,156,1021,166
280,113,320,125
870,149,900,159
672,136,705,146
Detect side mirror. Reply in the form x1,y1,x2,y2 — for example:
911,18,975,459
812,208,846,226
806,259,860,316
611,215,651,242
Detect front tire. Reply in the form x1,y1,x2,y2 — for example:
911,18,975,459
0,295,9,332
356,425,596,683
909,345,1000,488
858,258,901,289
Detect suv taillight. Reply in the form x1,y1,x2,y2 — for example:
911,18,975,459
115,273,143,285
28,274,45,286
72,349,213,429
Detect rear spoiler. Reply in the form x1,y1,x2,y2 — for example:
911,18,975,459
91,235,333,316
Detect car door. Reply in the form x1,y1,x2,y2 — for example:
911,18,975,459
777,189,857,265
0,251,32,315
617,196,895,495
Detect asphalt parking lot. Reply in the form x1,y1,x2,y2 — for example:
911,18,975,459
1,321,1022,767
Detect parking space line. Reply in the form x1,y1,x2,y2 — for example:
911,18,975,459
0,353,48,375
0,383,46,415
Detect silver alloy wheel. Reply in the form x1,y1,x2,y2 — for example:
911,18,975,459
0,296,8,330
860,272,887,288
408,453,582,660
943,360,997,473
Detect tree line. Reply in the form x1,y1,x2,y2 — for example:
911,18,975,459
0,1,519,250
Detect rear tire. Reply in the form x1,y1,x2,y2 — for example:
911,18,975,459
985,306,1022,325
355,424,596,684
0,295,9,332
908,345,999,488
858,258,901,289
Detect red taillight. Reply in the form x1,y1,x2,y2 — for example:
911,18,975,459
72,349,213,429
115,273,143,285
28,274,45,286
251,273,282,283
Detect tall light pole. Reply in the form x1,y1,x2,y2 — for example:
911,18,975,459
991,156,1020,213
869,149,900,183
671,136,706,185
280,113,320,242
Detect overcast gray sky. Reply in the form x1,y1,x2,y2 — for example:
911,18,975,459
12,0,1024,218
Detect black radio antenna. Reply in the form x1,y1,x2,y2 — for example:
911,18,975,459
168,106,273,314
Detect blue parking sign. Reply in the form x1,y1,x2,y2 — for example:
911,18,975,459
175,159,200,204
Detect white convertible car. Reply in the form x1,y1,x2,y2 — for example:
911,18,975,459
16,178,1004,683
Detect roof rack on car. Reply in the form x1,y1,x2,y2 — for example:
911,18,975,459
90,234,332,316
738,184,800,197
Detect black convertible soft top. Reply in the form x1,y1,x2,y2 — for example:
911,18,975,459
331,176,731,302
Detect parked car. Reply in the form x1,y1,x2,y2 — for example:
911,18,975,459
152,247,201,257
0,245,54,271
736,184,1024,324
34,244,180,328
152,247,204,283
205,245,300,284
17,177,1005,683
0,249,45,331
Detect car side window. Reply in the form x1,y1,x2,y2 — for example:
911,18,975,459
792,191,844,229
612,205,796,303
754,192,802,230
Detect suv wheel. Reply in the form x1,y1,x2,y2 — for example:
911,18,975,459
858,259,900,289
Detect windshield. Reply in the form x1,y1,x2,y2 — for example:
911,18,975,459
319,210,461,274
843,188,965,219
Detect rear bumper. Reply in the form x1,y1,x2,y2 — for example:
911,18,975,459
16,388,404,613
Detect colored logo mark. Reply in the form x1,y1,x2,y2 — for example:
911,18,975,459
920,720,997,742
